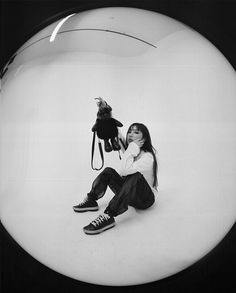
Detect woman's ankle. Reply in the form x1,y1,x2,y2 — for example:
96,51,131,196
87,192,97,201
104,208,114,218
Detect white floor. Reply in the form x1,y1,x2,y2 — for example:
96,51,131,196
1,170,235,286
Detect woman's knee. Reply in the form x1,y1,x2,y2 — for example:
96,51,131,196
100,167,118,181
126,172,143,181
133,172,142,178
103,167,116,174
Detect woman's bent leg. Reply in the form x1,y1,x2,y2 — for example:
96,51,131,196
88,167,124,201
73,167,124,213
104,172,155,217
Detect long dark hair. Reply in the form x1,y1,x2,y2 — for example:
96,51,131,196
126,123,158,189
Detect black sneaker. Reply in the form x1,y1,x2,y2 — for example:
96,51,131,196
73,197,98,212
83,213,115,235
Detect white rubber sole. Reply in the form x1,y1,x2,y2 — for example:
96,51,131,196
73,206,99,212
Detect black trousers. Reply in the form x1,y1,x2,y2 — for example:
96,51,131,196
87,167,155,217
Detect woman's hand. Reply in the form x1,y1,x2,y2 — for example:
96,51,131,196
133,139,145,148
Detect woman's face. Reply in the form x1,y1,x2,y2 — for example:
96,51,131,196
127,126,143,144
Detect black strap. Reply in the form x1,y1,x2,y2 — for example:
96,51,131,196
119,138,127,151
118,137,127,160
91,132,104,171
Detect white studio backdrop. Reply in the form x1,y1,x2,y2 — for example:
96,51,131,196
0,7,236,286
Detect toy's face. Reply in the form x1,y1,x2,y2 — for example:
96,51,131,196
98,107,112,119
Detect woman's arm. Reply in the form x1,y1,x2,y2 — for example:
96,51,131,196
119,142,153,176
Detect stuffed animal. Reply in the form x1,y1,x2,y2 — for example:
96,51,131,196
92,97,123,152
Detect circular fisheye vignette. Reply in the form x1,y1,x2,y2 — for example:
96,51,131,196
1,6,236,286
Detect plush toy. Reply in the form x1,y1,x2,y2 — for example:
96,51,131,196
92,97,123,152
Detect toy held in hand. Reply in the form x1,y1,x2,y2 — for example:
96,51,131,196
92,97,123,152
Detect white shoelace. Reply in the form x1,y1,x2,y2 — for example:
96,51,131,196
91,214,110,227
79,197,89,206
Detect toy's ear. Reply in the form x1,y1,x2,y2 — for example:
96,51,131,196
95,97,102,106
95,97,107,108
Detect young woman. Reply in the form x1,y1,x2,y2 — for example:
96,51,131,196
73,123,158,235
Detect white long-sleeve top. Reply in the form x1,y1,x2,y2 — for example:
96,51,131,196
119,142,157,195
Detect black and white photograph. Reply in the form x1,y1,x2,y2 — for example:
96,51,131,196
1,0,236,292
